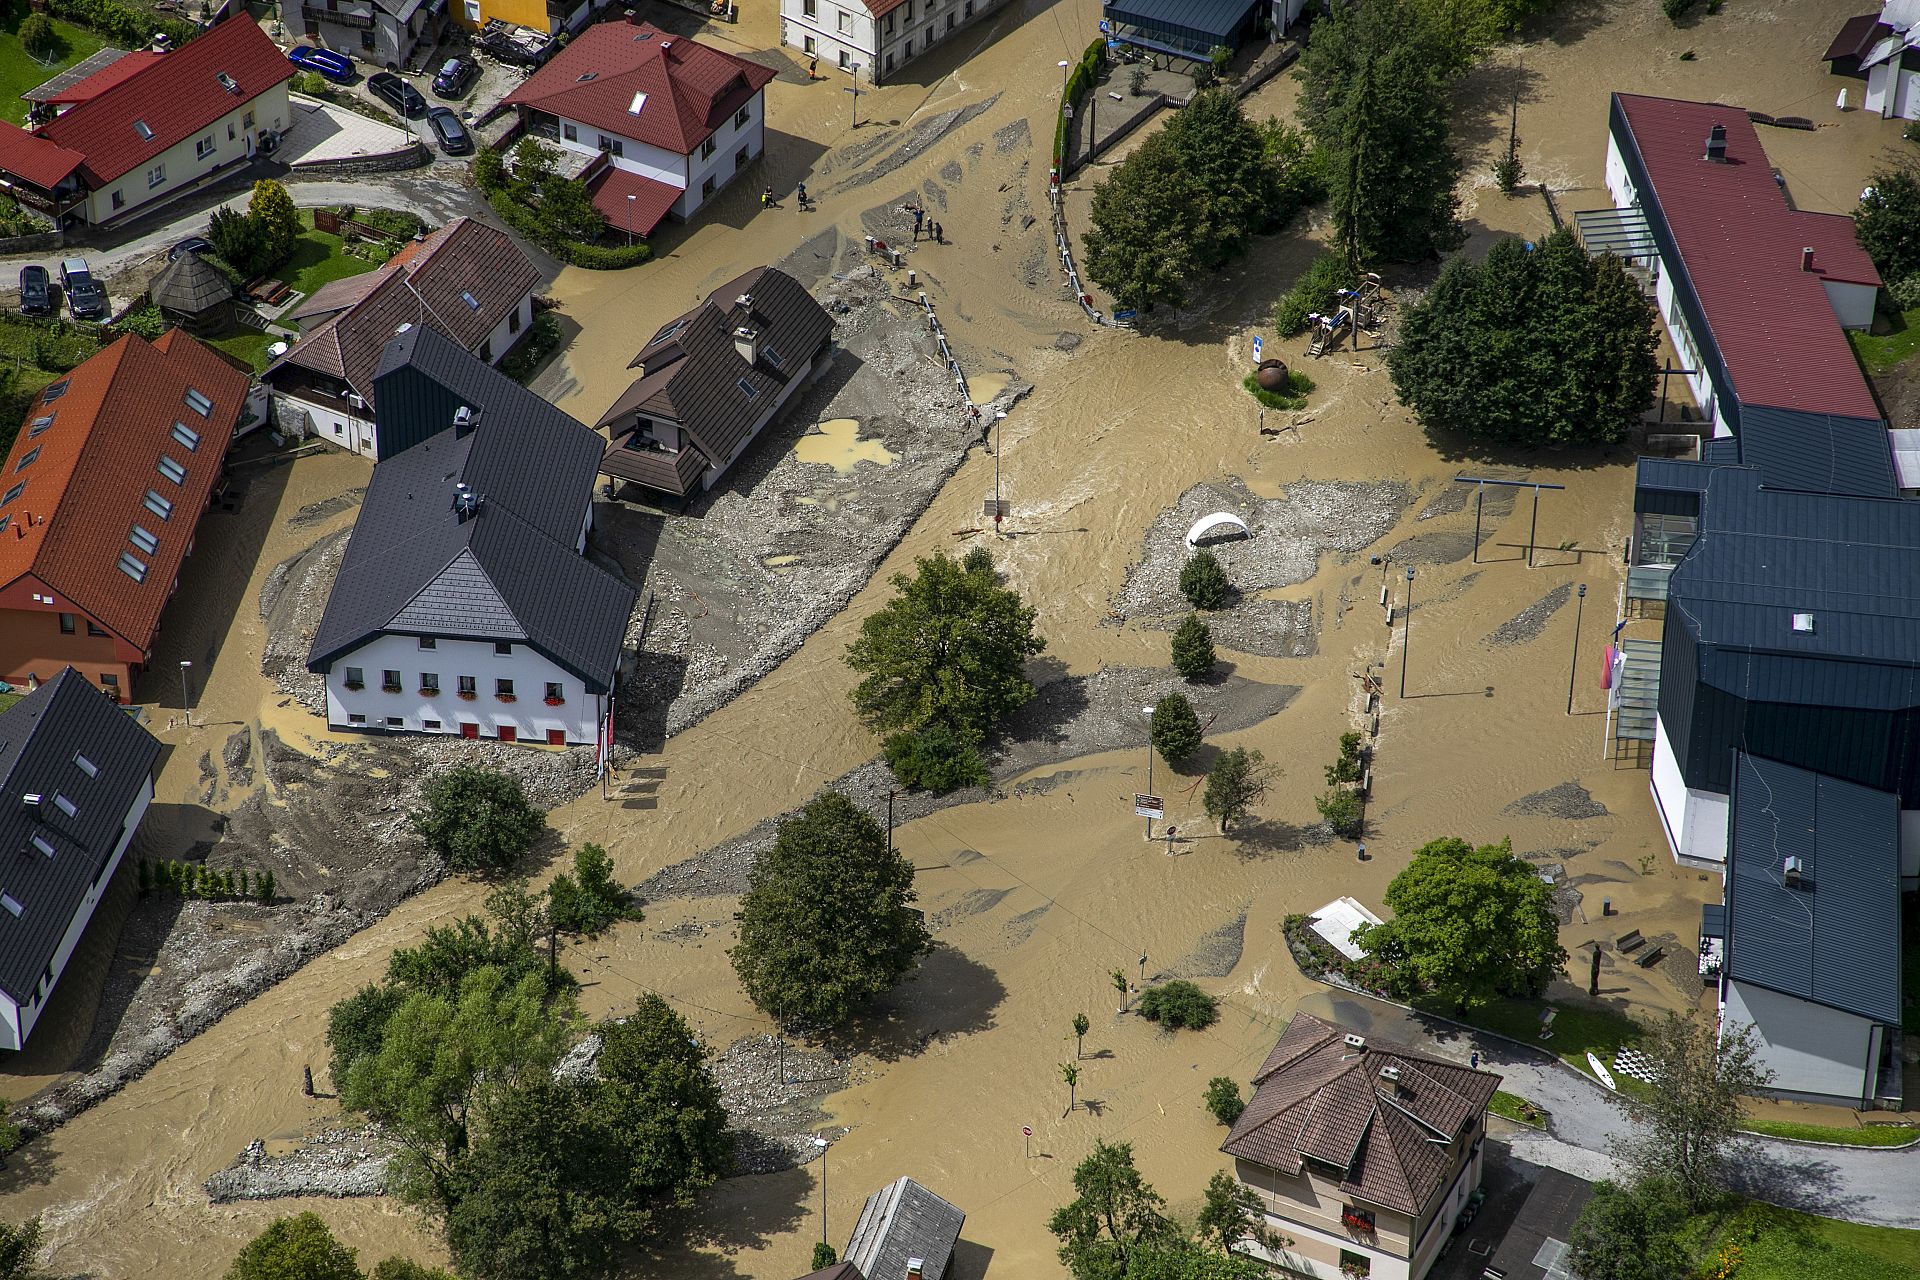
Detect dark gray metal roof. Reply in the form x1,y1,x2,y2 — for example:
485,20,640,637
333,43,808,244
1101,0,1258,41
1700,438,1741,465
23,48,132,102
0,669,160,1005
1726,753,1901,1025
1734,406,1897,498
1480,1168,1593,1280
1700,902,1726,938
306,363,635,691
843,1178,964,1280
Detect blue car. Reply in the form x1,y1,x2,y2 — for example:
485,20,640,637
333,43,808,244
288,45,355,83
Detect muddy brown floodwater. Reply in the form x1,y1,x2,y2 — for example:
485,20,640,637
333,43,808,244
1,0,1899,1275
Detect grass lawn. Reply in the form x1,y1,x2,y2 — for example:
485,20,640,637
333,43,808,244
1849,309,1920,375
1488,1090,1547,1127
1417,993,1644,1080
1739,1117,1919,1148
0,18,105,126
1700,1202,1920,1280
0,692,23,715
205,326,281,374
280,212,383,299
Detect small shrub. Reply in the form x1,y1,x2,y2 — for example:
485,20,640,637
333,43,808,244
473,147,506,192
256,869,276,902
566,239,654,270
1203,1076,1244,1125
1179,549,1229,610
498,311,564,382
811,1243,839,1272
1208,45,1232,77
112,304,166,340
1171,613,1216,680
293,70,330,96
546,843,640,937
1324,732,1363,786
1662,0,1694,22
1492,147,1525,197
1889,275,1920,312
1136,979,1218,1030
1150,693,1202,762
1316,787,1364,837
1129,66,1149,96
884,723,989,792
1274,252,1356,337
19,13,59,58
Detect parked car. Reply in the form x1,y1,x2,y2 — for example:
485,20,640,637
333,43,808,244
58,258,106,320
431,56,477,99
18,266,50,316
426,107,473,156
288,45,356,83
168,236,214,262
368,71,427,118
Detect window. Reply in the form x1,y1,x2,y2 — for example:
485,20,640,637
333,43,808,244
1337,1251,1370,1278
41,381,68,404
701,136,716,161
145,490,173,519
15,447,39,472
885,12,894,33
563,122,578,141
360,29,373,49
544,682,563,704
837,8,851,31
736,145,749,171
112,191,125,210
31,835,54,858
100,673,117,690
964,0,971,12
229,123,236,141
480,340,492,362
386,716,404,728
763,344,785,370
421,672,440,694
461,290,480,311
58,613,74,635
1,483,22,505
609,138,623,157
803,0,815,14
147,163,166,189
130,525,159,555
576,71,599,82
946,11,954,28
509,308,522,334
345,666,364,688
196,135,215,159
423,719,442,730
886,51,895,71
185,388,212,417
459,675,477,696
348,713,367,724
73,752,96,777
85,622,106,637
496,677,515,699
134,119,154,140
904,38,912,57
117,551,147,582
701,176,716,198
0,894,21,918
464,0,479,20
381,669,402,692
547,728,566,745
244,110,254,129
171,421,201,451
804,34,816,53
839,49,851,70
28,416,52,437
157,455,187,484
494,641,512,656
52,794,74,818
418,637,437,649
735,105,750,129
736,378,759,400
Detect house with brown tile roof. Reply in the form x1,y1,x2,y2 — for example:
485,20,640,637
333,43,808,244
263,216,544,460
0,17,294,227
502,19,775,237
1221,1013,1500,1280
0,330,248,700
597,266,834,498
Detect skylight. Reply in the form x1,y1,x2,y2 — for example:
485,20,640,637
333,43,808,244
31,835,53,858
73,752,96,778
2,483,24,506
461,290,480,310
1,893,21,918
171,421,200,451
28,415,52,438
14,447,39,473
117,551,147,582
157,455,187,484
628,92,647,116
52,795,74,819
184,387,212,417
577,71,598,82
41,381,68,404
130,524,159,555
145,489,173,520
134,120,153,140
736,378,759,400
763,345,785,370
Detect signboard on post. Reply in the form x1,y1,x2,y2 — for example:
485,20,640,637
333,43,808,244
1134,793,1164,819
1099,18,1109,30
1252,335,1262,363
983,499,1009,519
1113,308,1137,322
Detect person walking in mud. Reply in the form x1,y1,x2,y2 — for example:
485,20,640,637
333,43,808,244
796,182,809,211
762,185,774,209
911,205,924,241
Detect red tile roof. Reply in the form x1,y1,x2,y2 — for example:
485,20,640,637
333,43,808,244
1614,94,1882,423
1221,1013,1500,1217
44,51,162,105
503,21,774,156
589,166,681,237
36,16,294,187
0,331,247,651
0,120,86,190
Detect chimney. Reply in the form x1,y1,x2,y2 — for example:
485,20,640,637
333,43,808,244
1379,1064,1402,1084
906,1259,926,1280
733,325,759,365
1784,855,1803,887
21,794,40,814
1704,123,1727,163
1801,246,1815,273
151,31,172,54
453,405,476,437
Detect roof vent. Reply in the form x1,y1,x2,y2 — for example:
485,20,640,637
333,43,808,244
906,1260,925,1280
661,40,672,51
21,794,40,813
218,71,240,94
453,405,475,436
1704,123,1727,162
1784,855,1803,886
1791,611,1815,633
396,322,414,336
1379,1064,1402,1084
151,32,172,53
577,70,599,82
1801,246,1815,272
454,483,482,521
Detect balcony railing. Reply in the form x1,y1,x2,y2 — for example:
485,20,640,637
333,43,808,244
315,5,377,27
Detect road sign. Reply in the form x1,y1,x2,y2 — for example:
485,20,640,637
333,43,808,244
1022,1125,1033,1137
1099,18,1109,30
1134,793,1163,819
1252,335,1262,362
983,499,1009,519
1113,308,1137,322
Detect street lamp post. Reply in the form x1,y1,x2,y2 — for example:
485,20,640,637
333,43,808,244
1399,567,1414,698
992,409,1008,536
626,193,635,248
1566,583,1587,715
179,660,194,728
812,1135,830,1248
847,62,862,128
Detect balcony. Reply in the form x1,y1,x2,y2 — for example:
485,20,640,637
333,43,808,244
315,4,377,27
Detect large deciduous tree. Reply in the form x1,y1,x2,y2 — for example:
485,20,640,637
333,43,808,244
1300,0,1464,266
1608,1014,1772,1206
1354,836,1565,1008
1566,1178,1691,1280
1203,748,1271,833
1857,165,1920,286
1048,1141,1180,1279
410,765,548,872
730,791,932,1030
225,1213,362,1280
1387,229,1657,446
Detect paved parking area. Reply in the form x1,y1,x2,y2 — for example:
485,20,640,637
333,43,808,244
280,96,420,168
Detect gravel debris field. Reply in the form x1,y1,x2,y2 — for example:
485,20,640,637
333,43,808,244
1486,583,1573,648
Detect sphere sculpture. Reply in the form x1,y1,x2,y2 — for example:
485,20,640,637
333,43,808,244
1255,358,1291,392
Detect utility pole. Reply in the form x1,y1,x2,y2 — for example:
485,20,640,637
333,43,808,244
1399,568,1414,698
846,62,861,128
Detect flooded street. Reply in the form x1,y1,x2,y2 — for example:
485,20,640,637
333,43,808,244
2,0,1905,1275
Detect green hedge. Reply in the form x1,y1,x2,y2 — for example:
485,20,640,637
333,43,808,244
486,189,651,270
48,0,195,51
1052,39,1107,168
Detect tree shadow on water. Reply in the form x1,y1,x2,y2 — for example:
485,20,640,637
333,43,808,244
835,943,1006,1063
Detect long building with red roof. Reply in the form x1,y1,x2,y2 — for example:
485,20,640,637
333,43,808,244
1587,94,1893,493
0,331,248,699
0,16,293,227
502,19,774,237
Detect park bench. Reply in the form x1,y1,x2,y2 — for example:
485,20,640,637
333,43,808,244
1615,929,1644,953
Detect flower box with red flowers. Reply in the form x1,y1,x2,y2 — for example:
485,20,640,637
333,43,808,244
1341,1210,1375,1233
344,680,364,691
496,693,517,703
381,682,403,693
544,696,564,706
457,690,477,701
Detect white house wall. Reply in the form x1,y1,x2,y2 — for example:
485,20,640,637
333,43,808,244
83,83,290,225
780,0,1004,82
323,632,605,744
475,294,537,364
554,115,687,187
1821,278,1878,331
678,96,763,218
275,391,378,458
6,772,153,1051
780,0,876,74
1723,978,1874,1106
1650,717,1730,865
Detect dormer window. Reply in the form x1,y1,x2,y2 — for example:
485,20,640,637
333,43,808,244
118,551,148,582
2,482,24,506
28,416,52,438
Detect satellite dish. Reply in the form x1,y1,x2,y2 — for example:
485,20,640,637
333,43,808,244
1185,512,1251,548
